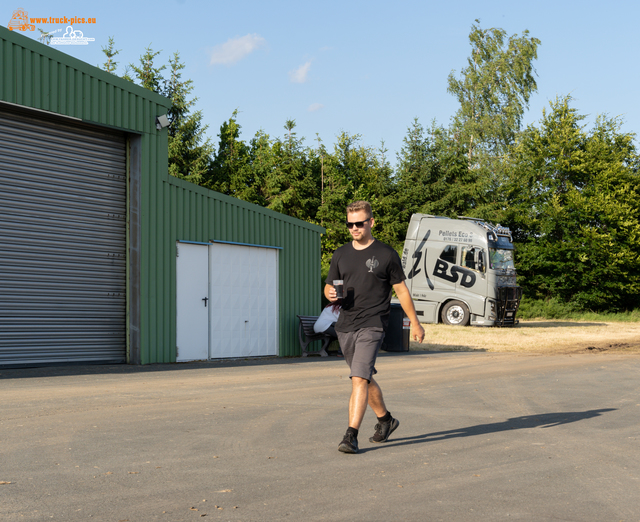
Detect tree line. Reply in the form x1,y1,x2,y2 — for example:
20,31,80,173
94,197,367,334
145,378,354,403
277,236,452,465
102,22,640,312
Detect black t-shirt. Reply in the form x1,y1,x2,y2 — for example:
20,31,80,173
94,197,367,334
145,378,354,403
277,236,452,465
326,239,405,332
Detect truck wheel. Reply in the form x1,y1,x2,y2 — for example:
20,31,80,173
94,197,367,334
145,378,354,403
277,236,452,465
441,300,470,326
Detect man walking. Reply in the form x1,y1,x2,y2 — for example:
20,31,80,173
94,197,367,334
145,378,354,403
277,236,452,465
325,201,425,454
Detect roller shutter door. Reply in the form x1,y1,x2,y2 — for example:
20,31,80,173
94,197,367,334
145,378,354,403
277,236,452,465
0,110,126,367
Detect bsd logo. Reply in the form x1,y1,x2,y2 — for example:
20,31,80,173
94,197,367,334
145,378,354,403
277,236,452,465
433,259,476,288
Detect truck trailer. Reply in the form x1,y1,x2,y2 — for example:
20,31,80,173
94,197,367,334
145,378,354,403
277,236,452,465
401,214,522,326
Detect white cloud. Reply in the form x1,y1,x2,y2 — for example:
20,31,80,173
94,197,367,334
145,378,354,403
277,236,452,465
289,61,312,83
209,34,266,66
308,103,324,112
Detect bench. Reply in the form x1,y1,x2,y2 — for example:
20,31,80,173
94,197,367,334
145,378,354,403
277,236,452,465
297,315,332,357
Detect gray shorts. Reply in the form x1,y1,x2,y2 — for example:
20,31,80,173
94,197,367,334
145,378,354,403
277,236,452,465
336,327,385,382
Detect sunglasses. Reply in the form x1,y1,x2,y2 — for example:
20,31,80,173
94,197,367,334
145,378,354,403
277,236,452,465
346,218,371,229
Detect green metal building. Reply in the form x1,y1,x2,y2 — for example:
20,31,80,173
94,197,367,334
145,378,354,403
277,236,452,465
0,26,324,367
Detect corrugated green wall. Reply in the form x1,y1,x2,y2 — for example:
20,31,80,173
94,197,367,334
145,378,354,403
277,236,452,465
1,26,325,364
157,178,324,361
0,27,169,133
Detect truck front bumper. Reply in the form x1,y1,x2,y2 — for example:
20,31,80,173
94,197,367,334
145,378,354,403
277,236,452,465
471,287,522,327
495,286,522,326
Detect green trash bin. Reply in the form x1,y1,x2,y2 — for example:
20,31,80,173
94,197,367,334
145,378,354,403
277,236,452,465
382,303,410,352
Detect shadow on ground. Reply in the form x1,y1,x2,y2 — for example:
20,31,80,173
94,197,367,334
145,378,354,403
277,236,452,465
409,343,485,353
517,321,607,328
360,408,617,453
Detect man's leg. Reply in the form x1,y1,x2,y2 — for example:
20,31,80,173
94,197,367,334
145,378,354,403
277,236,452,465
338,328,387,453
348,377,387,429
348,376,369,430
368,376,399,444
339,376,376,454
367,378,388,417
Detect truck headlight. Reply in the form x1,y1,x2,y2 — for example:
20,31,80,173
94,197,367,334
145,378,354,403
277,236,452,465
488,300,496,320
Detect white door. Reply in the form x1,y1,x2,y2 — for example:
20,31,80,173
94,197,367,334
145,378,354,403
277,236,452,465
176,243,209,361
209,243,278,358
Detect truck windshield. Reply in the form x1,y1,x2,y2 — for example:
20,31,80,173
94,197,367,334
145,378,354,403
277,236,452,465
489,248,515,271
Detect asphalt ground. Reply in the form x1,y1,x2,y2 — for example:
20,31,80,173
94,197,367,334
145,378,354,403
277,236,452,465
1,351,639,521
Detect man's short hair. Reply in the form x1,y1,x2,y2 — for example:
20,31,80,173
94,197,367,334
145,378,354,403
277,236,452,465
346,200,372,218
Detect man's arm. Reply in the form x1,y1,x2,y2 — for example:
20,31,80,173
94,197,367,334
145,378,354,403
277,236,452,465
393,281,425,343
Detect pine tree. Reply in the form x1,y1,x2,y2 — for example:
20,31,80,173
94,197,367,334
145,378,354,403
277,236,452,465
263,120,320,221
162,52,214,183
101,36,120,73
125,46,214,184
207,110,250,196
393,119,475,227
129,45,166,92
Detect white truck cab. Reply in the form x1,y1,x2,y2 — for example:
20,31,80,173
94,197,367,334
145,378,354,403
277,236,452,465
401,214,522,326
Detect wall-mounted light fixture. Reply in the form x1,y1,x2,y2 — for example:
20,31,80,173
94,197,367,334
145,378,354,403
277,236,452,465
155,114,170,130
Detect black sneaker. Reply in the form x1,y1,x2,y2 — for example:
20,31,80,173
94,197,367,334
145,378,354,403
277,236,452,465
338,431,358,453
369,417,399,443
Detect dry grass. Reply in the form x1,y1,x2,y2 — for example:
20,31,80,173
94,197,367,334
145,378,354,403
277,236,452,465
411,320,640,355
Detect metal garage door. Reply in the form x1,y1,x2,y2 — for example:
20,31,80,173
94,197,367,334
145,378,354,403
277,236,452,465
209,242,279,359
175,241,280,361
0,110,127,367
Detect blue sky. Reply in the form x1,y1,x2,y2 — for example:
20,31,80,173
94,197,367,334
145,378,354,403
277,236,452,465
5,0,639,165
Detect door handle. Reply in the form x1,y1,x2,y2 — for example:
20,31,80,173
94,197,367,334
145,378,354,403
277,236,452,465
202,297,208,307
